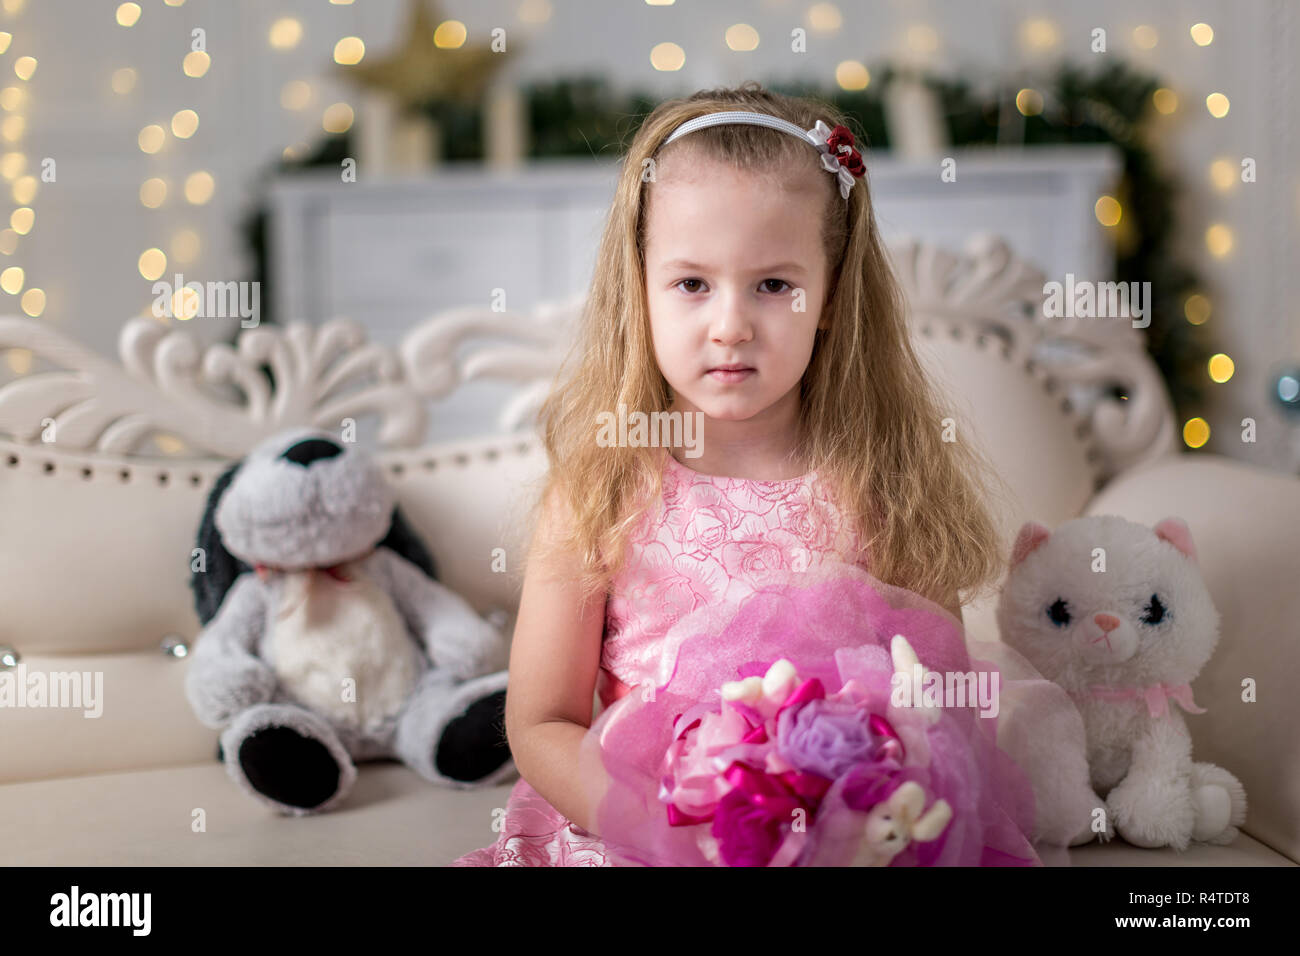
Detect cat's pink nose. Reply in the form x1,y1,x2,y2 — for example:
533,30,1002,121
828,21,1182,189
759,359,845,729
1094,613,1120,632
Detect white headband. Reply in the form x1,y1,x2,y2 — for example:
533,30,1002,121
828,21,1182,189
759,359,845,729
659,110,865,199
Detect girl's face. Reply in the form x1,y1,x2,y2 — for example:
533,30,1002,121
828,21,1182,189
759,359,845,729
643,155,829,439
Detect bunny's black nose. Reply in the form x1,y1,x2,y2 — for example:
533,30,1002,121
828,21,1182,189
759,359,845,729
280,438,343,467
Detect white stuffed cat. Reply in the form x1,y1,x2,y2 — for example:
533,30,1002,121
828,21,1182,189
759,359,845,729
996,514,1247,850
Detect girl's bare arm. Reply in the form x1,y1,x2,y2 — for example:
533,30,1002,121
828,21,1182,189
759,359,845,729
504,487,608,834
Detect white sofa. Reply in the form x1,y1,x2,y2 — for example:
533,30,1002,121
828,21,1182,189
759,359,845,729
1,235,1296,866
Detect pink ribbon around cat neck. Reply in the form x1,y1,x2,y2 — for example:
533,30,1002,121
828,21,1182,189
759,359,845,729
1083,682,1207,719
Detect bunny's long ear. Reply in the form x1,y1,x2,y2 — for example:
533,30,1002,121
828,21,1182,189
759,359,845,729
912,799,953,842
190,460,250,626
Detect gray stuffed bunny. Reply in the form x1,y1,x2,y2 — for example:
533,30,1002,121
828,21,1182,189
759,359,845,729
184,426,517,815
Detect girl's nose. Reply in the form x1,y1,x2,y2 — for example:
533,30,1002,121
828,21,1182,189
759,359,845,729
708,290,753,345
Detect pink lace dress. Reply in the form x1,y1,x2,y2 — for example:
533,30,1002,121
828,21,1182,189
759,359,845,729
450,450,864,866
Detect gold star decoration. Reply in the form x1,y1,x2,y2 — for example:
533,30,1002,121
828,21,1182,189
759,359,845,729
341,0,512,112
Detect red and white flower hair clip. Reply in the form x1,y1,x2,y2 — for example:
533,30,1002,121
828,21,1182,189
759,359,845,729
660,110,867,199
806,120,866,199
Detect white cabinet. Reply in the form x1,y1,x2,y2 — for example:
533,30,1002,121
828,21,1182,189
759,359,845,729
268,160,620,345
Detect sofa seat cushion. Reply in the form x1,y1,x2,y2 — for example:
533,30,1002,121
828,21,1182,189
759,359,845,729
1063,835,1294,867
0,762,516,865
0,764,1292,866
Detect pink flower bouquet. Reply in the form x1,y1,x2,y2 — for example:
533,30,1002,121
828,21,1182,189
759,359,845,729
578,561,1040,866
660,652,958,866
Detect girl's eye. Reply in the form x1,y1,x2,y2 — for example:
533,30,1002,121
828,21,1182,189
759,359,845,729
673,279,792,295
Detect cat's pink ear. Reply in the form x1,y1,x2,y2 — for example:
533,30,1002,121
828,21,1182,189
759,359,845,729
1009,521,1052,568
1154,517,1198,562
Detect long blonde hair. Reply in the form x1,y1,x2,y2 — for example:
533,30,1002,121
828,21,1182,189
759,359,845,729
522,81,1010,614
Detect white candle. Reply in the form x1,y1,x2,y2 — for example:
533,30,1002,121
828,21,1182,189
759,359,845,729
393,114,437,173
357,90,395,178
486,81,526,170
884,79,949,159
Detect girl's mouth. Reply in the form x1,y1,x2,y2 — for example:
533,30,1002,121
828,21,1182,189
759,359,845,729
707,368,753,383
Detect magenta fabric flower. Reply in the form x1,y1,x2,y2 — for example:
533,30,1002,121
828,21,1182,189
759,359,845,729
711,763,819,866
712,784,788,866
842,759,908,813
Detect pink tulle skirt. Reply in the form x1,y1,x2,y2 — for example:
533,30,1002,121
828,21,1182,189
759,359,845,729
570,561,1042,866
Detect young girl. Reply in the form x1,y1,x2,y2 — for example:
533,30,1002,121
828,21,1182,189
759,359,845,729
452,82,1016,866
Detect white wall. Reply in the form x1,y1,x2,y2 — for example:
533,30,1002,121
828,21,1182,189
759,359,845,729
3,0,1296,469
